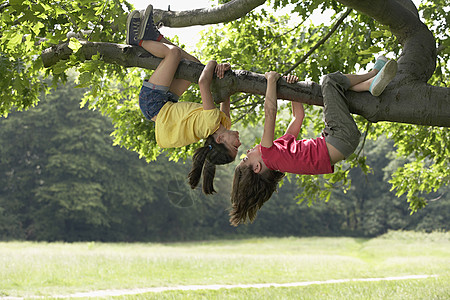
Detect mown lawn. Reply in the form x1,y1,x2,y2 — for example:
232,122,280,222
0,231,449,299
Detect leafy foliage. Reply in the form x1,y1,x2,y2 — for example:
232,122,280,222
0,0,449,215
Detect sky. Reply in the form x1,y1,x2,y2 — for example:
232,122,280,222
128,0,213,48
127,0,424,49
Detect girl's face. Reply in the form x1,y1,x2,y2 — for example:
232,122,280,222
221,130,241,158
239,144,264,173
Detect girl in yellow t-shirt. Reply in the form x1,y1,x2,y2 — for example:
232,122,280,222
126,5,241,194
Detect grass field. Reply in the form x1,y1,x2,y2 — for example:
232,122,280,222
0,231,449,299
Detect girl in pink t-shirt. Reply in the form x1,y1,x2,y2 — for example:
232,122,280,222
230,58,398,226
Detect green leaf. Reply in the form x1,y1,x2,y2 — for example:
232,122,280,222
52,60,69,75
41,3,51,11
9,0,25,6
356,46,383,55
370,31,385,39
31,22,45,36
68,38,83,52
8,34,22,50
23,35,34,52
54,6,66,16
75,72,92,88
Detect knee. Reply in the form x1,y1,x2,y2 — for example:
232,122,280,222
167,46,182,61
348,126,361,151
321,72,341,86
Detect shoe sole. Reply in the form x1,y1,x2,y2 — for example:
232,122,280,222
126,10,139,45
370,60,397,96
138,5,153,40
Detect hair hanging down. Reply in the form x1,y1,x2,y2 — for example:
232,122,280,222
229,164,285,226
188,135,235,195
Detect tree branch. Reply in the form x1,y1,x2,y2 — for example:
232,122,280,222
40,41,450,128
152,0,266,28
283,8,352,76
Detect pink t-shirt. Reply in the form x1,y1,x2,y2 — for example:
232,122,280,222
260,134,333,175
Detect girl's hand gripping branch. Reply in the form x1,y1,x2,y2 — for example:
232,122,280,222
215,62,231,79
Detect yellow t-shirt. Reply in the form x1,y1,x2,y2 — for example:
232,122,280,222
155,102,232,148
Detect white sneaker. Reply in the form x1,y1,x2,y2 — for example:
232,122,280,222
369,59,397,96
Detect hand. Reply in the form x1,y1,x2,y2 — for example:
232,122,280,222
215,63,231,79
265,71,281,82
284,74,299,84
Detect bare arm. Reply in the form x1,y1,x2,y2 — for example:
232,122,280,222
283,74,304,138
217,63,232,117
198,60,217,110
285,101,305,138
261,71,280,148
220,97,231,118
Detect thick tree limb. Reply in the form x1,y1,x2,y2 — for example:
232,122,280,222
153,0,266,27
41,41,450,127
337,0,436,82
334,0,450,127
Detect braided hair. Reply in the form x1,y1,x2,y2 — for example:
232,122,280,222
188,135,235,194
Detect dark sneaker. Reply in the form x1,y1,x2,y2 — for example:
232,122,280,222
369,59,398,96
126,10,141,46
138,4,163,41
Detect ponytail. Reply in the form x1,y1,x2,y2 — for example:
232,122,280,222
201,160,216,194
188,135,234,195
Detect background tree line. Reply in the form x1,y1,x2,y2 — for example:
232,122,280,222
1,81,448,242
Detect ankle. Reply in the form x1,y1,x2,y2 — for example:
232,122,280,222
368,69,378,77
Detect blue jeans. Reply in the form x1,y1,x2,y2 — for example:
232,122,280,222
139,80,179,120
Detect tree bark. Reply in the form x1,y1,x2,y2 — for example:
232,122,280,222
152,0,266,27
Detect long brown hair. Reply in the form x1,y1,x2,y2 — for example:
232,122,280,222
229,164,285,226
188,135,235,195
